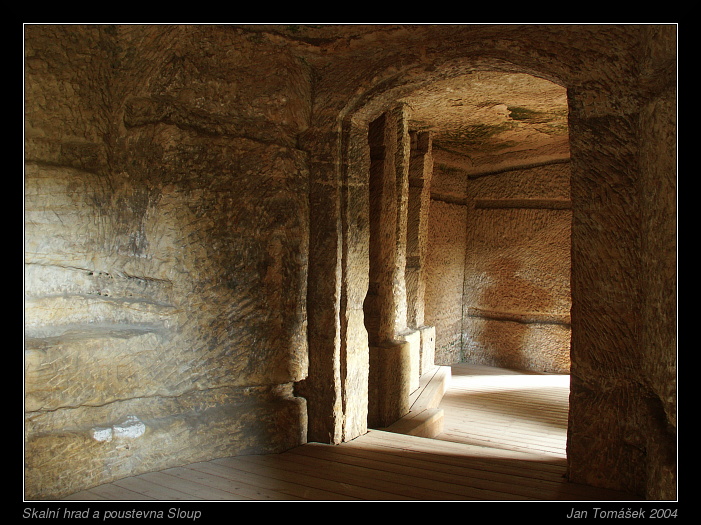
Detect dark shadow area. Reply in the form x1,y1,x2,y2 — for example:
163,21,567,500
66,434,635,501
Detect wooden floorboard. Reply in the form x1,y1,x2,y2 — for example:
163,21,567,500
434,364,570,458
63,364,635,502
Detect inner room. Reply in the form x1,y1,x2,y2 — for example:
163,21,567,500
358,71,573,457
405,71,572,374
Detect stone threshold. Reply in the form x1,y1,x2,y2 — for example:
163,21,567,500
379,365,451,439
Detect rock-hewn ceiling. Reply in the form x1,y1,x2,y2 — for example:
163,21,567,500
249,25,570,175
399,72,570,175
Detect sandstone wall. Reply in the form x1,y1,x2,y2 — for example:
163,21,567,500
424,164,468,365
24,24,676,502
638,25,677,501
24,25,312,499
298,24,676,499
424,159,571,373
462,162,572,373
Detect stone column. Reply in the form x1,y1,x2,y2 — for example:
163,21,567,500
406,130,433,329
406,131,437,375
296,126,346,444
392,105,411,338
637,24,677,501
364,105,420,427
566,77,646,495
298,116,372,444
339,118,371,442
364,108,408,345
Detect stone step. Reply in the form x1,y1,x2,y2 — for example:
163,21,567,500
381,365,451,438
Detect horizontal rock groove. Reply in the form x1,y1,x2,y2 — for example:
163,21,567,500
474,198,572,210
466,306,571,326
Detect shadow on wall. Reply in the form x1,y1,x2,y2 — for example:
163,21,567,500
470,256,554,371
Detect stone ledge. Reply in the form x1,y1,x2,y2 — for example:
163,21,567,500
380,365,451,439
381,408,444,438
409,365,450,412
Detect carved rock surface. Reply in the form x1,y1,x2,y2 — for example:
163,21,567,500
24,25,311,499
25,24,676,501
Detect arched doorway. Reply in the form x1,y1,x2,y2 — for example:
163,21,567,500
358,71,572,438
301,26,671,498
409,71,572,374
301,58,574,443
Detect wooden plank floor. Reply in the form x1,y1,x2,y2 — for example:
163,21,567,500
64,364,633,502
435,363,570,458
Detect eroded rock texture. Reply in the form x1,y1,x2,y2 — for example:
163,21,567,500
460,162,572,373
25,25,311,499
25,24,676,501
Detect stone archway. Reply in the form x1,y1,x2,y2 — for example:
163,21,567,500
299,25,675,499
298,57,575,438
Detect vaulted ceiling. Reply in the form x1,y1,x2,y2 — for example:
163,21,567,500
399,71,570,175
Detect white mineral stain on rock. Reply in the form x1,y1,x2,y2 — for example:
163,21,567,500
91,427,113,442
113,415,146,439
91,415,145,442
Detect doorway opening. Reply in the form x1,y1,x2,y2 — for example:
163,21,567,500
362,70,572,457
